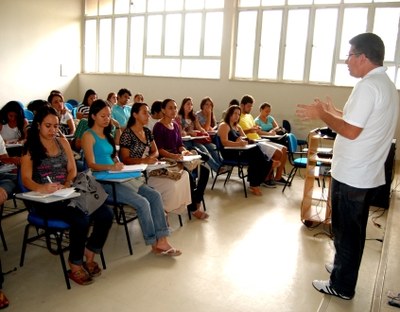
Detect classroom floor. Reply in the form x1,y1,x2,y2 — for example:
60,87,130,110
0,168,398,312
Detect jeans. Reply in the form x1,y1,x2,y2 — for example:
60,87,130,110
34,203,113,266
184,141,222,172
186,164,210,212
103,181,169,245
330,178,374,297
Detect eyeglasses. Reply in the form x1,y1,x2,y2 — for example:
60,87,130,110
346,52,362,59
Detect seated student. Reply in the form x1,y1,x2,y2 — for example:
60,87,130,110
196,96,217,131
255,102,281,135
21,106,113,285
239,95,287,187
0,133,21,167
82,99,181,256
106,92,117,107
133,93,144,104
119,103,192,215
0,101,28,144
218,105,272,196
0,177,14,309
111,88,132,130
176,97,224,174
48,91,76,135
27,99,49,116
153,98,210,220
77,89,97,120
221,98,239,123
147,100,163,132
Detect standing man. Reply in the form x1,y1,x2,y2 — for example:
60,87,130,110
297,33,399,300
111,88,132,130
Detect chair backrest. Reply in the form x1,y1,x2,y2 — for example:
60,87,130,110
286,133,298,153
71,107,78,119
64,103,73,112
24,109,34,121
17,169,30,193
66,99,80,107
282,120,291,133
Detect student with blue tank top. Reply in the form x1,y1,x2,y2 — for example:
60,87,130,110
82,99,181,257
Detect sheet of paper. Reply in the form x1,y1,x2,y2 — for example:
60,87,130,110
108,164,147,173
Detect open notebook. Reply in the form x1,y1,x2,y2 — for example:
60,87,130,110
21,187,76,199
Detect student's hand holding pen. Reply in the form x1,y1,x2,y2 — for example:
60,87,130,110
43,176,62,193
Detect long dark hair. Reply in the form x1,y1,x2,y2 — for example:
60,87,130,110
23,105,59,166
224,105,241,126
126,102,148,128
200,96,216,128
0,101,26,140
178,97,196,122
82,89,96,107
87,99,116,158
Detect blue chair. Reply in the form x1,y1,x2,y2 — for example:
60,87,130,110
66,99,79,107
71,107,78,119
282,133,318,193
24,109,34,122
211,136,250,197
64,102,73,112
18,171,105,289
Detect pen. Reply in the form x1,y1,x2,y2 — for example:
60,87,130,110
46,176,53,183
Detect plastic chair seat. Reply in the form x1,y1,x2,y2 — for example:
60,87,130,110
27,212,70,229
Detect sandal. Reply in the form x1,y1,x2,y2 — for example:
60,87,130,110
0,291,9,309
249,186,262,196
68,268,94,285
83,261,102,277
153,247,182,257
192,210,209,220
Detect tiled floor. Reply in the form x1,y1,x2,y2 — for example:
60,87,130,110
0,169,397,312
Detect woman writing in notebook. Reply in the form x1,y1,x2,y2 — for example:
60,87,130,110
82,99,181,256
21,106,113,286
119,102,192,215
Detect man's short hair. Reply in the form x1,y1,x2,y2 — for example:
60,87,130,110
151,100,162,114
349,33,385,66
117,88,132,97
240,95,254,105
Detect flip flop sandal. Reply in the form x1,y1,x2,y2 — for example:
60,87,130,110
83,261,102,277
0,291,9,309
153,247,182,257
192,210,209,220
68,269,94,285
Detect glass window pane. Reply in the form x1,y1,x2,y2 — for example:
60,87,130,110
235,11,257,78
261,0,284,5
373,8,400,62
99,0,113,15
344,0,372,3
258,10,282,79
334,64,357,87
309,8,338,83
204,12,223,57
84,20,97,72
165,14,182,56
131,0,146,13
85,0,98,16
130,16,145,74
166,0,184,11
147,15,163,55
288,0,312,5
184,13,202,56
148,0,165,12
144,58,181,77
99,19,112,72
182,59,220,78
283,9,309,81
114,0,130,14
314,0,340,3
185,0,204,10
114,17,128,73
339,8,368,59
205,0,224,9
239,0,261,7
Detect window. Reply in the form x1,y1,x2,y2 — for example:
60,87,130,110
84,0,224,78
235,0,400,88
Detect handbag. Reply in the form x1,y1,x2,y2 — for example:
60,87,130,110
196,132,212,144
148,161,184,181
69,170,108,215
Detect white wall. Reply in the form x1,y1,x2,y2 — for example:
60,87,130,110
0,0,81,106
